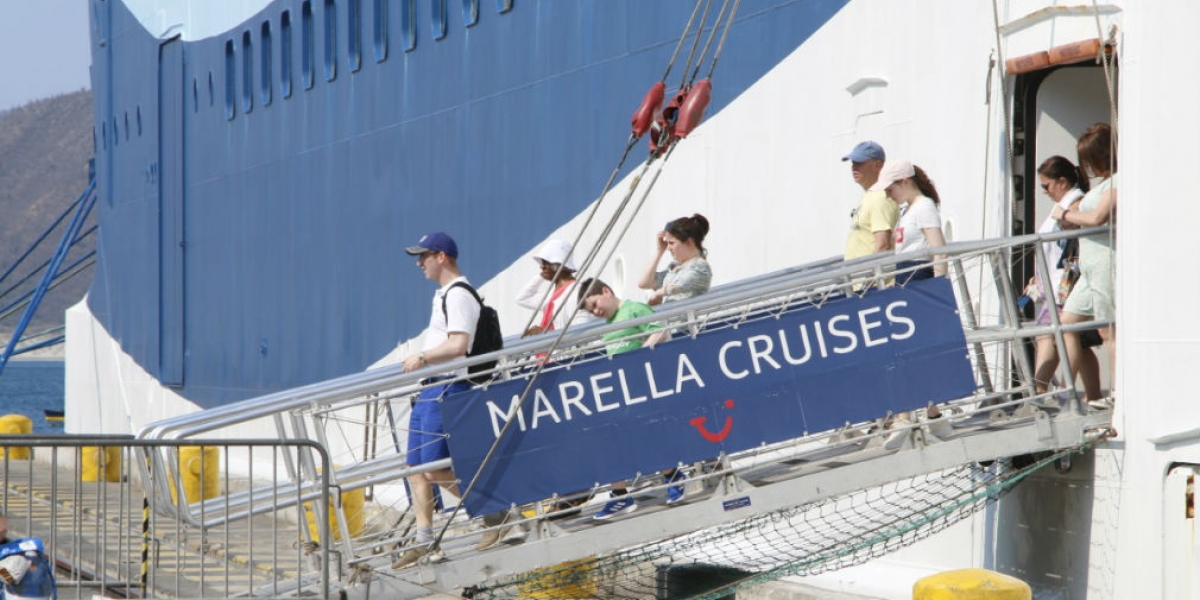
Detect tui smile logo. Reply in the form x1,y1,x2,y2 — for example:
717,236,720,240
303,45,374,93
689,399,735,442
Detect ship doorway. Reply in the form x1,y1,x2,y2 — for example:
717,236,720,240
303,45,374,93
1013,63,1115,241
1010,59,1117,392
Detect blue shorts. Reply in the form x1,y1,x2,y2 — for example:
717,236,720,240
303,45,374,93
407,381,471,466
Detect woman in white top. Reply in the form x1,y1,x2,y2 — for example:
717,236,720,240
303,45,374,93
514,239,592,337
870,160,946,284
1027,155,1100,398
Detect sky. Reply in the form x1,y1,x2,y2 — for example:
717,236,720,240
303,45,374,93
0,0,92,112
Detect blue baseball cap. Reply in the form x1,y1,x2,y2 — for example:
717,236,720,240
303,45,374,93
405,231,458,258
841,141,886,162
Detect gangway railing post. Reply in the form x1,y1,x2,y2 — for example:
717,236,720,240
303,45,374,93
311,411,361,562
290,413,323,555
949,257,994,394
990,250,1035,396
1031,240,1084,414
274,413,303,482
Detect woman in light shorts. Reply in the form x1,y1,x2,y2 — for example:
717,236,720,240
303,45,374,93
1052,124,1117,400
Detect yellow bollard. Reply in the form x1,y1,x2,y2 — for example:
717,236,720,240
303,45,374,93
518,557,597,599
913,568,1031,600
0,414,33,459
173,446,220,504
82,446,123,482
305,486,365,541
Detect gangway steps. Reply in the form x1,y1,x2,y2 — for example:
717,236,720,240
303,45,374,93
362,404,1112,597
0,458,314,598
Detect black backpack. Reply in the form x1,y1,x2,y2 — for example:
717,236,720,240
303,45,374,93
441,281,504,385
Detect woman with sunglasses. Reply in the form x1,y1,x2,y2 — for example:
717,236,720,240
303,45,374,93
515,239,592,337
637,213,712,307
1027,155,1100,399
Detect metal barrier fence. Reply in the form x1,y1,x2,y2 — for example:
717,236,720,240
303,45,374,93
0,436,331,599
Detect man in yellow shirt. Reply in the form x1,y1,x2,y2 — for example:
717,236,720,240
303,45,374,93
842,141,899,260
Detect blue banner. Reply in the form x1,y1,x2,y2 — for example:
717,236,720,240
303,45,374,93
441,278,976,515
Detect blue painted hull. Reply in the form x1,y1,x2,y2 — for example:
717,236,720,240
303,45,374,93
87,0,849,407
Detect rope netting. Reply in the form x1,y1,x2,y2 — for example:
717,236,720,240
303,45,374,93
466,439,1102,600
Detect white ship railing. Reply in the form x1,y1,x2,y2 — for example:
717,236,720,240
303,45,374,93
132,227,1114,597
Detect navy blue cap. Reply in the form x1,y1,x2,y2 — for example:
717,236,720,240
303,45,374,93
841,141,886,162
405,231,459,258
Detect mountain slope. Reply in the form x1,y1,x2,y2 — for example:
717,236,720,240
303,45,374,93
0,89,94,345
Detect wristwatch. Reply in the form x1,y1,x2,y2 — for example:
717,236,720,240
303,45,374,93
418,352,427,366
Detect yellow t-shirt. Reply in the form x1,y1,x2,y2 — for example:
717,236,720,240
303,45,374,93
844,190,899,260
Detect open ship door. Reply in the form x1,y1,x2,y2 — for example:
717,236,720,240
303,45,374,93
1007,37,1117,244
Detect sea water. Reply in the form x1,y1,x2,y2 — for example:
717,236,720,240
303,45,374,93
0,360,65,434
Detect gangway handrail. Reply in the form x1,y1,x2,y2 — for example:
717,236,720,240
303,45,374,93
137,225,1110,443
136,225,1114,529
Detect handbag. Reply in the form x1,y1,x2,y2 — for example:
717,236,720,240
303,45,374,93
1058,257,1080,305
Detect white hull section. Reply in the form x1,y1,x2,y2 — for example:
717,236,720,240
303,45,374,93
65,296,199,435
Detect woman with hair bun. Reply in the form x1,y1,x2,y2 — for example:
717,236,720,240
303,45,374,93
634,212,712,506
637,213,712,306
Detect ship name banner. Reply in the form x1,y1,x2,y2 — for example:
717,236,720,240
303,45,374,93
442,278,976,516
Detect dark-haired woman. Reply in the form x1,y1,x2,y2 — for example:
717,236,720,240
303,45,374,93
1028,156,1100,399
638,213,712,306
1052,123,1117,398
870,160,945,283
635,213,711,505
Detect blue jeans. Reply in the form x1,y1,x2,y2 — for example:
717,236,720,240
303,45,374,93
896,260,934,285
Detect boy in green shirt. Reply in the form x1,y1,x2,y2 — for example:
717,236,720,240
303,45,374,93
577,278,662,356
577,278,685,518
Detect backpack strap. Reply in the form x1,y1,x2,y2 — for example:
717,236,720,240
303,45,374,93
441,281,483,321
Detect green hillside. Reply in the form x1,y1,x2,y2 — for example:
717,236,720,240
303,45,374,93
0,89,94,350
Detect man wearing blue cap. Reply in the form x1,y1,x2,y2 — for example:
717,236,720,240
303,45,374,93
394,231,479,567
842,141,899,260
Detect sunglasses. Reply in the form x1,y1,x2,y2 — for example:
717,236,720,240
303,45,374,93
1040,182,1051,192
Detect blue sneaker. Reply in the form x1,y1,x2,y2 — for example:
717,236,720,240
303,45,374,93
665,471,687,505
593,496,637,520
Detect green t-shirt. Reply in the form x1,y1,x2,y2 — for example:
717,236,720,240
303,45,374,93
603,300,662,356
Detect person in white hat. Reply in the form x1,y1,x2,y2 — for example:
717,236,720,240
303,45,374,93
869,159,947,282
514,239,594,336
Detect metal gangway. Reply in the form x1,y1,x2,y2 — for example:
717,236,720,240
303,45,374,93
136,227,1114,599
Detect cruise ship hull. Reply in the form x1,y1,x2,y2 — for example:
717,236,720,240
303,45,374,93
67,0,1200,598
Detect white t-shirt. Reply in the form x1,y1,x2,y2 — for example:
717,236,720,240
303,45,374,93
1036,188,1085,300
893,196,942,255
423,276,480,378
